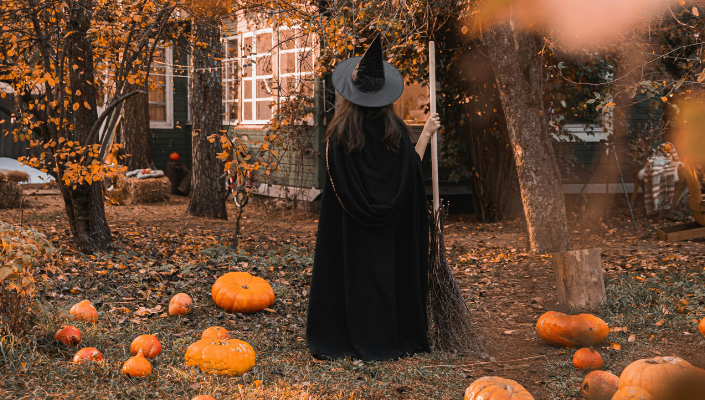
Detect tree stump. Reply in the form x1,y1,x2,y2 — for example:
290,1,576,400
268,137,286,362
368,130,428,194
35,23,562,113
552,248,606,311
165,161,186,195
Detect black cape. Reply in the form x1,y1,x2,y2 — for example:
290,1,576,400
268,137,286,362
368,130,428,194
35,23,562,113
306,116,430,361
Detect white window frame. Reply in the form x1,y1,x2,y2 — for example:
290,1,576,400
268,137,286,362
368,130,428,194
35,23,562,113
222,36,240,125
148,47,173,129
241,28,275,125
277,26,315,125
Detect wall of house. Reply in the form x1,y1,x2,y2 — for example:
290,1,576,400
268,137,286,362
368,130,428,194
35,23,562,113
149,43,193,170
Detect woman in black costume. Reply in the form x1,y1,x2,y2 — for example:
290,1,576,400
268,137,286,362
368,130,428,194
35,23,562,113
306,35,440,361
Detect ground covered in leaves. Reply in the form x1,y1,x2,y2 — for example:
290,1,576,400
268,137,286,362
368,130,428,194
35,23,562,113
1,194,704,399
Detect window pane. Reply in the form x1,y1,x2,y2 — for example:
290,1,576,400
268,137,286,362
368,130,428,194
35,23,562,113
280,29,295,50
243,59,252,77
256,55,272,75
228,80,238,100
281,52,295,74
229,61,238,77
227,39,238,58
256,78,272,98
228,102,238,121
149,105,166,121
244,80,252,99
300,77,314,96
257,100,271,120
256,32,272,54
243,101,252,121
279,76,295,95
243,37,252,57
301,52,314,73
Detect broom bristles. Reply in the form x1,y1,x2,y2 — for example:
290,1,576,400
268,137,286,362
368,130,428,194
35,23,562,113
428,202,485,354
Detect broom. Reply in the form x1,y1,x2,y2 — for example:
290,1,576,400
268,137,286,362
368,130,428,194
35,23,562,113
427,41,483,354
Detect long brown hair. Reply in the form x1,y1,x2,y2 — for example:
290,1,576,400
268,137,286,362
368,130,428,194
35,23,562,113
325,97,409,153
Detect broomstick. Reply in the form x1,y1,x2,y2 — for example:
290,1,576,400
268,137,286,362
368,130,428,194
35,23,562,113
427,41,483,354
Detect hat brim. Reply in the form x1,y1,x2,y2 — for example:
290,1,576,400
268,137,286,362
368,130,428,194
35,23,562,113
332,56,405,108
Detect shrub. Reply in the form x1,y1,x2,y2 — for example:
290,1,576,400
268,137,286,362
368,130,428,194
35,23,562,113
0,222,56,335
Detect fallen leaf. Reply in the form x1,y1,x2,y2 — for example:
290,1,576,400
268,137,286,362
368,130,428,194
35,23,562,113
606,342,621,351
503,330,516,335
655,319,665,327
627,334,636,343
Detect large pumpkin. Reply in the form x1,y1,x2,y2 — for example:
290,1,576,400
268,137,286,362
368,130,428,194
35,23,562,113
73,347,104,364
581,370,619,400
70,300,98,322
464,376,534,400
536,311,608,347
130,334,162,359
201,326,231,341
211,272,275,314
169,293,193,316
55,325,82,346
185,337,256,376
612,387,653,400
122,349,152,378
618,356,698,400
698,317,705,337
573,348,603,370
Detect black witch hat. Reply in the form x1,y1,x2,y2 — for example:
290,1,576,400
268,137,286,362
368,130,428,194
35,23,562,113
332,35,404,107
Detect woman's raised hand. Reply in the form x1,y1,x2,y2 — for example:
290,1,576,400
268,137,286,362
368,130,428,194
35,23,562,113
422,113,441,137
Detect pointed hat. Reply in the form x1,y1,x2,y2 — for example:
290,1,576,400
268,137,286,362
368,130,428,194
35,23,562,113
332,35,404,107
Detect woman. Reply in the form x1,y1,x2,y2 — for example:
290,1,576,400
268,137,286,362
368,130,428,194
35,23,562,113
306,35,440,361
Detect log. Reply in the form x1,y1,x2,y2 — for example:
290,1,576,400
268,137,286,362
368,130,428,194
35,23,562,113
552,248,606,311
177,172,192,196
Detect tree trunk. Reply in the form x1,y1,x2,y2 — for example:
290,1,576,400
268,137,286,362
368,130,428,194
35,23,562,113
122,83,152,170
61,0,112,253
186,18,228,219
552,248,606,311
485,22,570,253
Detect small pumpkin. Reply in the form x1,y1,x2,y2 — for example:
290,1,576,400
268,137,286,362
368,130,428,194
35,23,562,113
169,152,180,162
69,300,98,322
536,311,608,347
130,334,162,359
72,347,104,364
581,370,619,400
201,326,231,341
185,337,256,376
54,325,82,346
464,376,534,400
612,387,653,400
169,293,193,316
122,349,152,378
618,356,698,400
191,396,216,400
573,348,603,370
698,317,705,337
212,272,275,314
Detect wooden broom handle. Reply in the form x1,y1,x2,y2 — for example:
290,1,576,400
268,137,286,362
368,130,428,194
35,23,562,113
429,41,439,211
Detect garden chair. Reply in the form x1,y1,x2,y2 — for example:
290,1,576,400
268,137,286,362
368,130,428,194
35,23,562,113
655,159,705,241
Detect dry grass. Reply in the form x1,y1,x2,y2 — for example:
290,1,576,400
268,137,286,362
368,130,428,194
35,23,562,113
0,181,22,209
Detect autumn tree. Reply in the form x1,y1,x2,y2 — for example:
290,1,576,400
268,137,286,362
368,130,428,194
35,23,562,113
182,0,230,219
0,0,175,252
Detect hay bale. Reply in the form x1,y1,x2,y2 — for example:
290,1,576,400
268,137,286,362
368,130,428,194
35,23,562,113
118,176,170,204
7,171,30,182
0,181,22,209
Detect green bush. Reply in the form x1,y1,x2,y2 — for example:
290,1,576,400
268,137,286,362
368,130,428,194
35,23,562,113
0,222,56,335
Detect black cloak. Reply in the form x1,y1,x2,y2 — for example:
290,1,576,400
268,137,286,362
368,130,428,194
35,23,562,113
306,115,430,361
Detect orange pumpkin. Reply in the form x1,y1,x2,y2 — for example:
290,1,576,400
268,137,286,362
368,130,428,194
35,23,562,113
618,356,698,400
612,387,653,400
54,325,82,346
191,396,216,400
130,334,162,359
536,311,608,347
202,326,231,341
573,348,603,370
69,300,98,322
122,349,152,378
72,347,104,364
169,293,193,316
464,376,534,400
582,370,619,400
698,317,705,337
169,152,180,162
212,272,275,314
185,337,256,375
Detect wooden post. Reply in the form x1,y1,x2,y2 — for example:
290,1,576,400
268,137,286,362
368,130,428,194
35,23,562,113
552,248,606,311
